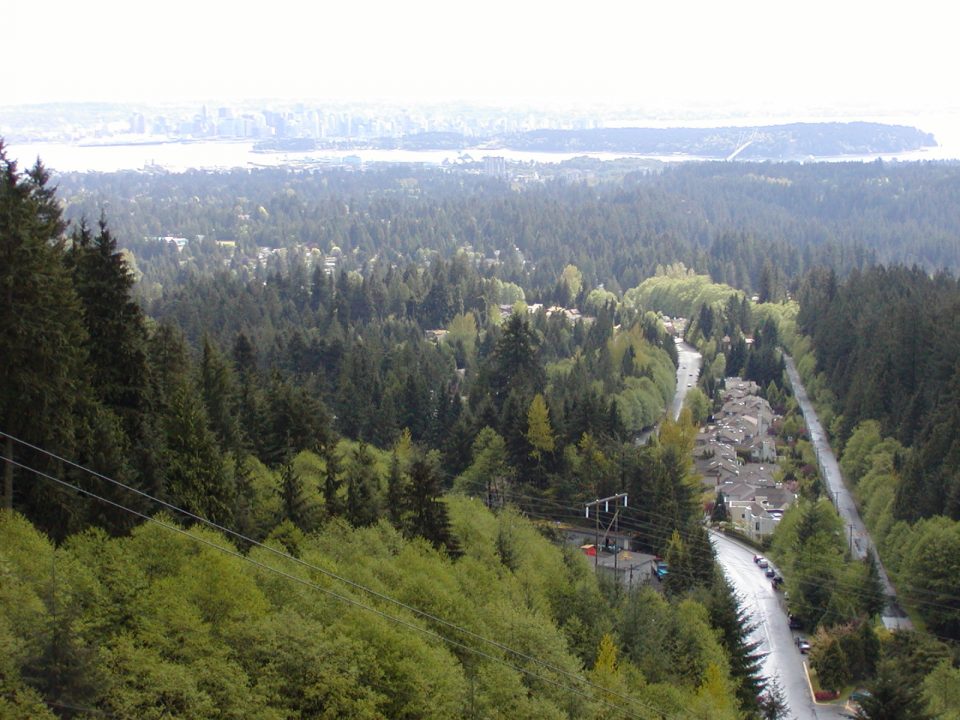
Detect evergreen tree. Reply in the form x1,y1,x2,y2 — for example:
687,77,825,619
199,336,241,453
862,551,886,619
707,576,767,716
810,634,849,693
232,331,263,452
161,382,233,524
67,215,149,437
279,460,313,531
0,147,87,527
322,438,345,518
757,678,789,720
405,452,460,556
345,442,380,527
483,312,544,411
386,448,407,526
712,490,728,522
856,660,930,720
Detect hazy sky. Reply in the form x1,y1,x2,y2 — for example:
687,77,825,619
8,0,958,113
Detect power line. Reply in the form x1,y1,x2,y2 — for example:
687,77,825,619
1,435,697,720
454,475,960,620
5,455,662,720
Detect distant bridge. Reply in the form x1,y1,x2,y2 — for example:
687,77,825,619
726,129,759,161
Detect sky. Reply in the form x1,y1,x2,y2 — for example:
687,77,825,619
7,0,960,115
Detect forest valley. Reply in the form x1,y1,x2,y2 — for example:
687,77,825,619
3,140,960,718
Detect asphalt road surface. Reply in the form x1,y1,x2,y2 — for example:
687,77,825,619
672,340,702,420
712,532,855,720
783,354,910,630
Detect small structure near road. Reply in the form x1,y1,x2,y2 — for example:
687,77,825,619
580,544,658,588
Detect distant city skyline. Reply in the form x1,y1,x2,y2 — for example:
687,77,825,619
9,0,959,116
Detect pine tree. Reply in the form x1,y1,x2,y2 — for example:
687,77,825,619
323,438,345,518
862,551,886,619
67,215,149,437
856,660,930,720
712,490,729,522
810,633,850,693
0,147,87,524
279,460,313,531
345,442,380,527
199,336,241,453
405,452,460,556
386,448,407,526
161,382,233,524
708,576,767,715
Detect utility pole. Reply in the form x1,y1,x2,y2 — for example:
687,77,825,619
3,435,12,511
584,493,628,572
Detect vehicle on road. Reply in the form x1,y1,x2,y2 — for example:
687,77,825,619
654,560,669,580
757,557,769,569
788,614,803,630
796,637,810,653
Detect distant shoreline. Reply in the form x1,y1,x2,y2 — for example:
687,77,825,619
5,120,956,174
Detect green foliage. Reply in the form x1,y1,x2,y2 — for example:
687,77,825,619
454,426,515,502
683,387,711,426
895,517,960,638
856,660,931,720
923,660,960,720
526,393,556,461
769,499,868,629
809,632,850,693
705,574,766,715
623,268,741,320
0,147,87,528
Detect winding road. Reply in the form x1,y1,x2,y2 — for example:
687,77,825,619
667,345,854,719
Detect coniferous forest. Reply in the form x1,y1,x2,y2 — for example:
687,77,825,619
4,138,960,718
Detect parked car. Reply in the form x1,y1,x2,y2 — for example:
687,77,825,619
765,567,776,578
757,557,769,569
788,615,803,630
796,636,811,653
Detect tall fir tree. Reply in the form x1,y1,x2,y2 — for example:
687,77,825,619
67,215,149,438
0,147,87,531
405,452,460,556
345,442,380,527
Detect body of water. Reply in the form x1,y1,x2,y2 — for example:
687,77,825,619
7,111,960,173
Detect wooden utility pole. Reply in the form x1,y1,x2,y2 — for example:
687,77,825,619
584,493,628,571
3,435,12,511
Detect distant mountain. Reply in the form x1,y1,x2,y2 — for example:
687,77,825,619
391,122,937,159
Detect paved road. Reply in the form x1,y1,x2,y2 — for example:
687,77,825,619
782,355,910,630
671,339,702,420
637,340,703,445
713,532,854,720
713,532,813,720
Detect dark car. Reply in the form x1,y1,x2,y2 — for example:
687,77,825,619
788,615,803,630
765,567,776,578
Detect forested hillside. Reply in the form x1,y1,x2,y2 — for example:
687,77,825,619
7,134,960,717
0,142,790,718
792,266,960,648
53,160,960,307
